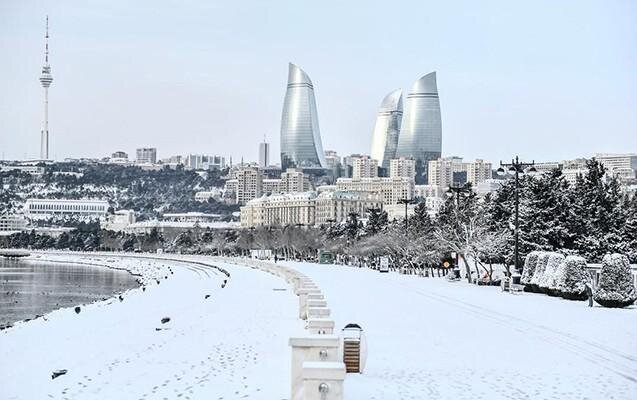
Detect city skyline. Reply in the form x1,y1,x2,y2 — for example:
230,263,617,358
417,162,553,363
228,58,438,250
0,1,635,165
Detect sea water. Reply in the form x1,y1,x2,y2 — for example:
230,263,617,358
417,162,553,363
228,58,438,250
0,258,139,326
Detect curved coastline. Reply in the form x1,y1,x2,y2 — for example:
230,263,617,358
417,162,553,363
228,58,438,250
0,256,142,329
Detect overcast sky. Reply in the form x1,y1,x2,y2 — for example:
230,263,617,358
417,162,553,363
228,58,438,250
1,0,635,165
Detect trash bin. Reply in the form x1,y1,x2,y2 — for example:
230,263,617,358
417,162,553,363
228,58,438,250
342,323,367,373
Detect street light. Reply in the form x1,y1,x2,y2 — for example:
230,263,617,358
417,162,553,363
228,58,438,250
498,155,536,274
446,183,472,270
397,198,414,231
446,182,472,204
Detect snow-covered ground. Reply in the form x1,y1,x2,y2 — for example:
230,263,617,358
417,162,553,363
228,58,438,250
1,253,304,400
2,254,636,399
282,261,637,400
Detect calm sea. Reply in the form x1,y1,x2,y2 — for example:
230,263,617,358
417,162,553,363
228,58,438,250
0,258,139,326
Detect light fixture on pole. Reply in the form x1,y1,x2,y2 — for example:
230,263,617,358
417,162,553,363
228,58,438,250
498,155,536,274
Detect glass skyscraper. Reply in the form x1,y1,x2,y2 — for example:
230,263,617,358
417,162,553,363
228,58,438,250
280,63,327,170
370,89,403,170
395,72,442,184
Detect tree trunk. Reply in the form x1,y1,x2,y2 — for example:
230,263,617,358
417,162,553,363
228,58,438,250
461,255,473,283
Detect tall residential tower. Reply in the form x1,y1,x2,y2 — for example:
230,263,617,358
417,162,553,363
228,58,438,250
395,72,442,184
280,63,327,171
370,89,403,170
39,16,54,160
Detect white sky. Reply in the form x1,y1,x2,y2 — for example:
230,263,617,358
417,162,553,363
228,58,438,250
0,0,635,165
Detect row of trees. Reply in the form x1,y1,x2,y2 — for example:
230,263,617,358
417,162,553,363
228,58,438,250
2,160,635,284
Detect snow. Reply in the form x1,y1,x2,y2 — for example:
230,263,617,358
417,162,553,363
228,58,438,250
2,253,636,400
0,253,304,400
282,260,637,400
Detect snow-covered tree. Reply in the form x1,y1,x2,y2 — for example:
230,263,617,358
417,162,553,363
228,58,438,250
521,251,541,285
538,253,565,294
556,256,589,300
594,253,637,308
529,252,551,292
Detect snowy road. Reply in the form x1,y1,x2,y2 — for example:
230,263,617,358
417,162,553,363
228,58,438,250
1,254,303,400
284,261,637,400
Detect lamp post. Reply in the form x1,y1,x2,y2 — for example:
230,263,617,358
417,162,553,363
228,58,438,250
496,156,538,274
397,198,414,231
446,183,472,270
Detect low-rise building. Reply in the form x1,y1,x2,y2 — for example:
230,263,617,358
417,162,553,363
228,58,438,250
0,214,28,233
103,210,136,232
336,177,414,205
240,190,382,228
162,212,222,223
194,188,223,202
0,165,45,176
314,191,382,225
24,198,109,220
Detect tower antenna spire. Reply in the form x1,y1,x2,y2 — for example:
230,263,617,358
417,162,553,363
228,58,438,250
39,15,53,160
45,15,49,64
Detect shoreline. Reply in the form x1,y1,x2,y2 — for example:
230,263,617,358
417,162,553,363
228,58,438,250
0,252,300,400
0,254,158,330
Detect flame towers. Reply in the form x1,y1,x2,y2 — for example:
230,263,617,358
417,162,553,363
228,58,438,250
280,63,326,170
370,89,403,170
395,72,442,183
39,16,53,160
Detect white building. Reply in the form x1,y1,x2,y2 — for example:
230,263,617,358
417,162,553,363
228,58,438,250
109,151,129,164
0,165,45,176
183,154,226,170
194,189,222,202
428,156,464,187
136,148,157,164
24,198,109,220
280,168,311,193
235,166,262,204
314,191,382,225
0,214,28,233
389,157,416,179
262,178,282,195
162,212,221,222
595,153,637,182
336,177,414,205
103,210,136,232
466,159,492,186
351,155,378,179
240,190,382,228
414,184,444,199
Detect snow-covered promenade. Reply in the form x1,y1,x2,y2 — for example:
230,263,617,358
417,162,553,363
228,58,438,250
1,252,304,399
285,261,637,400
1,253,636,399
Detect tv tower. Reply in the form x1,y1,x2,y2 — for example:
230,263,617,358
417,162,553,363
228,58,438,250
39,16,53,160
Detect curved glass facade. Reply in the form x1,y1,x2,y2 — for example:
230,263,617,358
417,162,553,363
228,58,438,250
280,63,327,170
370,89,403,170
395,72,442,183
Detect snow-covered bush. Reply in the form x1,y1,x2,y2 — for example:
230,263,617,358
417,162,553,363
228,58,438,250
556,256,589,300
538,253,565,295
521,251,541,286
528,252,551,292
594,254,636,308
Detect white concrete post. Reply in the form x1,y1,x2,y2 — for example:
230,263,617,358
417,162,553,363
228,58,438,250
296,288,322,319
289,335,340,400
306,318,335,334
307,306,330,319
301,361,346,400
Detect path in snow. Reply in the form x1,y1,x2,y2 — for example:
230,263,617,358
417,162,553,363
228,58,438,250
284,261,637,400
1,253,304,400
